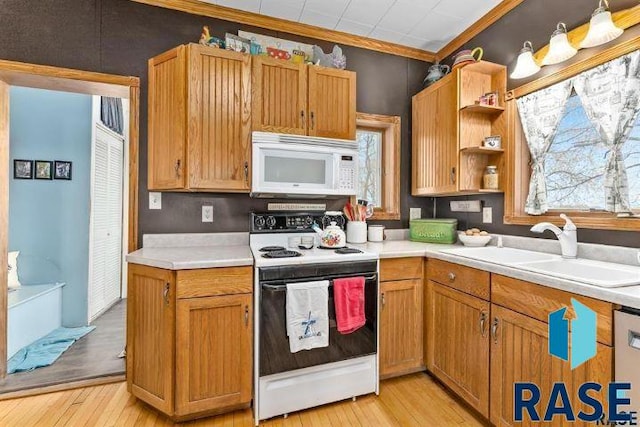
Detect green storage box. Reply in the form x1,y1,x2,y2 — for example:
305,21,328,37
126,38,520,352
410,219,458,244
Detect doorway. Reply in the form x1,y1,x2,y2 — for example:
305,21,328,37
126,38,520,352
0,60,139,396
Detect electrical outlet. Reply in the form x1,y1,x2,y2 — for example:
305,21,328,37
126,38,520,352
149,192,162,210
202,206,214,223
410,208,422,220
483,207,493,224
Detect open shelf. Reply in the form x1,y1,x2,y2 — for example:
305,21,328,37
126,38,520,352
460,104,504,115
460,146,504,154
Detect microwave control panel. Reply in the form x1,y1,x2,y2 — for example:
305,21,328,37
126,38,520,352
338,155,356,191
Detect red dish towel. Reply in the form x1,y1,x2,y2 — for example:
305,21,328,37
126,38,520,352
333,277,366,334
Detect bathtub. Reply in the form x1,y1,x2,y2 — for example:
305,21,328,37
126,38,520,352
8,283,64,360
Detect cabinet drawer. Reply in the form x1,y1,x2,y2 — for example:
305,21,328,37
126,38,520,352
491,274,614,346
427,259,489,301
176,267,253,299
380,257,424,282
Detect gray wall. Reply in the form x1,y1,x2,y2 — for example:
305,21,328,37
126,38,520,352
9,87,92,326
433,0,640,247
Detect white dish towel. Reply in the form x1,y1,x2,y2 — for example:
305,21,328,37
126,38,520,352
286,280,329,353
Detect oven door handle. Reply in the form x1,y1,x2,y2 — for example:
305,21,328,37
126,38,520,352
261,275,378,292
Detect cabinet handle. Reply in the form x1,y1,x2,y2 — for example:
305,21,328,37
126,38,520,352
450,167,456,184
300,110,306,128
381,292,386,308
175,159,181,178
244,305,249,327
491,317,499,344
448,272,456,282
163,283,170,306
310,111,315,130
244,161,249,185
480,312,487,337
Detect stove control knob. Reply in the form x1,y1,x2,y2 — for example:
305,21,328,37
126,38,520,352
266,216,276,228
254,216,266,228
304,216,314,227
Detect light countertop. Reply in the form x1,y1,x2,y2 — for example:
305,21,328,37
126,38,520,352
126,245,254,270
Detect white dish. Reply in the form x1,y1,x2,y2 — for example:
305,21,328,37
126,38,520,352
458,233,492,247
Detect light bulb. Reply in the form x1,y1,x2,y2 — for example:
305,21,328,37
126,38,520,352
542,23,578,65
580,0,623,48
511,41,541,79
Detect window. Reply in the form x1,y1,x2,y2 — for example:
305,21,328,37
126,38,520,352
355,113,401,220
544,91,640,211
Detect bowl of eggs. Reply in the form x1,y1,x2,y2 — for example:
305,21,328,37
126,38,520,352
458,228,492,247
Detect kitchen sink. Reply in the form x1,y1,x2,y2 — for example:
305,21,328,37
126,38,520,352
441,246,561,265
442,246,640,288
517,258,640,288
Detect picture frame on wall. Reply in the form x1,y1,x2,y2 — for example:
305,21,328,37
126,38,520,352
54,160,72,180
13,159,33,179
35,160,53,180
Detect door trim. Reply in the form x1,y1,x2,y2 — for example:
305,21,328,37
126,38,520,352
0,59,140,380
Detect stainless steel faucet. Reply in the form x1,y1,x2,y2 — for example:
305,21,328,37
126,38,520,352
530,214,578,259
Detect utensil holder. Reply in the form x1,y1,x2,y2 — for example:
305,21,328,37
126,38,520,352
347,221,367,244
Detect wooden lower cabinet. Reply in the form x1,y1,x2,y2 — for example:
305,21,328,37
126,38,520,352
128,264,253,421
426,280,490,418
490,304,613,426
379,279,423,378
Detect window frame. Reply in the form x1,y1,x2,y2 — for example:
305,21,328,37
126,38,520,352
355,112,401,221
504,33,640,231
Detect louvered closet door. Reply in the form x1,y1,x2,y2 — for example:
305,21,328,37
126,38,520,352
89,124,124,322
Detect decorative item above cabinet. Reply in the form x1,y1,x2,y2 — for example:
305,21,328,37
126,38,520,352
148,44,252,192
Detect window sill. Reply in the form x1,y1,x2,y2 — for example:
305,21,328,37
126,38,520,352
504,213,640,232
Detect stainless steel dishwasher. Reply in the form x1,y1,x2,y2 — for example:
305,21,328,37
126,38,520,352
615,309,640,412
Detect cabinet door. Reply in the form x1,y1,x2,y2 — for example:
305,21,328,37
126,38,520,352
490,304,613,427
412,76,458,195
308,67,357,140
252,56,307,135
426,281,490,417
187,45,252,191
127,265,175,415
148,45,187,190
380,279,424,378
175,294,253,417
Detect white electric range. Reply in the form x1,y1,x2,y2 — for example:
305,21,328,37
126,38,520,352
250,212,379,425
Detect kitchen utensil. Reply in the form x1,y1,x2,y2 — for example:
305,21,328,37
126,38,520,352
423,63,450,86
452,47,483,69
346,221,367,244
367,225,385,242
312,221,346,248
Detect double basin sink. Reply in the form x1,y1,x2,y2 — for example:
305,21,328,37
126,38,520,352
441,246,640,288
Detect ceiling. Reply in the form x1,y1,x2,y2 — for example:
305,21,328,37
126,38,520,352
198,0,503,52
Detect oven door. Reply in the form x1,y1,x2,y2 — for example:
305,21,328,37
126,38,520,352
259,270,377,377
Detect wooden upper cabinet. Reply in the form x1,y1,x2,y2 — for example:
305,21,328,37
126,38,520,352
187,45,252,191
127,264,175,415
308,67,356,140
379,279,424,378
147,44,251,192
148,45,187,190
426,281,490,418
490,304,613,426
175,294,252,417
412,76,458,196
252,56,307,135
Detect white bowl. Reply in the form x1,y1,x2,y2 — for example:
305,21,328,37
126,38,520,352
458,233,492,247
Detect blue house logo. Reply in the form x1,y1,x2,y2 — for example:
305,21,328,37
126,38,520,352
548,299,597,369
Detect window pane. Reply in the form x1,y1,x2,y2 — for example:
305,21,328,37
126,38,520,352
623,115,640,210
356,129,382,207
545,93,608,210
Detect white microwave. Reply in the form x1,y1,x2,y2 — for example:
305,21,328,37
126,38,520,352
251,132,359,198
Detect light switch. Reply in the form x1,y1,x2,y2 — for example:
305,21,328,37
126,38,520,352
202,205,214,223
410,208,421,220
483,207,493,224
149,192,162,210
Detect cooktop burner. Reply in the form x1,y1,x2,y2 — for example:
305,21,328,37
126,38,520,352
261,250,303,259
335,248,363,254
259,246,286,252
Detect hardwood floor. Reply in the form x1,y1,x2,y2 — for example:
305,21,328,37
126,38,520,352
0,373,486,426
0,299,126,394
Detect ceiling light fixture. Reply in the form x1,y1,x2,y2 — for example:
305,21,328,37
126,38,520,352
542,23,578,65
579,0,623,48
511,41,540,79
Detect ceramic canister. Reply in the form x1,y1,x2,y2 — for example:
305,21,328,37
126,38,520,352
367,225,385,242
